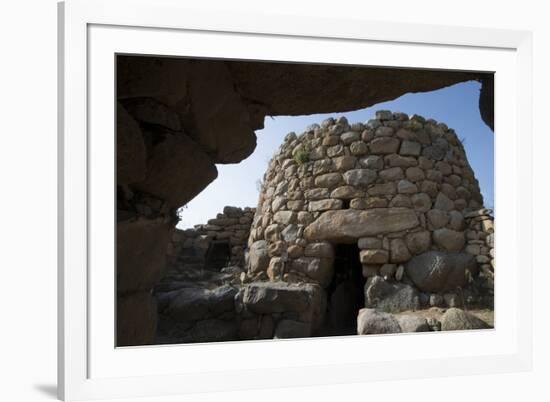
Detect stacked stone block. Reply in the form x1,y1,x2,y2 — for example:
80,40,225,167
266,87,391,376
464,208,495,299
166,206,255,271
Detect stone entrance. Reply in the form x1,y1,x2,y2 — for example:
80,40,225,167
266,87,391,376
324,244,365,335
204,240,231,271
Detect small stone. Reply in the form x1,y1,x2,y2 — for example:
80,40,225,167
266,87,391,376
440,308,491,331
411,193,432,212
434,192,455,211
273,211,297,225
379,167,404,181
435,161,452,176
268,241,286,257
375,110,394,120
350,141,368,155
397,179,418,194
375,126,394,137
399,140,421,156
308,146,325,161
343,169,378,187
367,182,397,196
308,199,343,212
357,308,402,335
341,131,360,144
322,135,340,146
433,228,465,252
358,237,382,250
427,209,449,229
390,238,411,263
420,180,439,197
369,137,400,154
287,200,305,211
327,144,345,158
447,210,465,231
271,196,287,213
288,245,303,258
304,188,330,200
389,194,412,208
360,249,389,264
267,257,284,280
395,264,405,281
314,173,343,189
361,129,375,142
406,167,425,182
330,186,364,199
281,224,301,242
384,154,418,168
405,231,431,255
333,155,357,171
359,155,383,170
297,211,313,225
441,183,457,200
476,255,490,264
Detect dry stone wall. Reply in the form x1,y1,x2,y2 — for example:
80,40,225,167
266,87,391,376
166,206,255,273
247,111,491,307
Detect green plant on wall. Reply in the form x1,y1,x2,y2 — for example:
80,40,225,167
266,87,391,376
293,149,309,165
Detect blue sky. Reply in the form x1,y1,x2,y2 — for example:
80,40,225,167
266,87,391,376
177,80,494,229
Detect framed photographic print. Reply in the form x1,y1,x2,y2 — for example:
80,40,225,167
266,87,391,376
58,0,533,400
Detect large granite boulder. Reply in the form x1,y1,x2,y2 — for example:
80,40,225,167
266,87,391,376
240,282,322,315
364,276,420,313
440,308,491,331
405,251,477,293
133,132,218,208
304,208,419,242
165,285,238,321
247,240,270,273
396,314,432,332
357,308,402,335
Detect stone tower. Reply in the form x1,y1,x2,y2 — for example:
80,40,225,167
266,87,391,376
246,111,493,323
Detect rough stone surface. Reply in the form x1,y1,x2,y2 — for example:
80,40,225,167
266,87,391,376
433,228,466,252
117,102,147,185
364,276,420,313
242,282,321,314
405,251,477,293
248,240,270,273
357,308,402,335
304,208,420,242
134,134,218,208
396,315,431,332
440,308,491,331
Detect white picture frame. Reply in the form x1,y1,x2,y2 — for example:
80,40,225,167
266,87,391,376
58,0,533,400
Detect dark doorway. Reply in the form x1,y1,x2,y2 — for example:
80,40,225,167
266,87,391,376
323,243,365,336
204,240,231,271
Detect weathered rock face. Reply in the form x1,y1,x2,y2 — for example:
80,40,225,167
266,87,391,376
440,308,491,331
357,308,402,335
304,208,419,242
364,276,420,313
247,112,485,292
405,251,477,293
